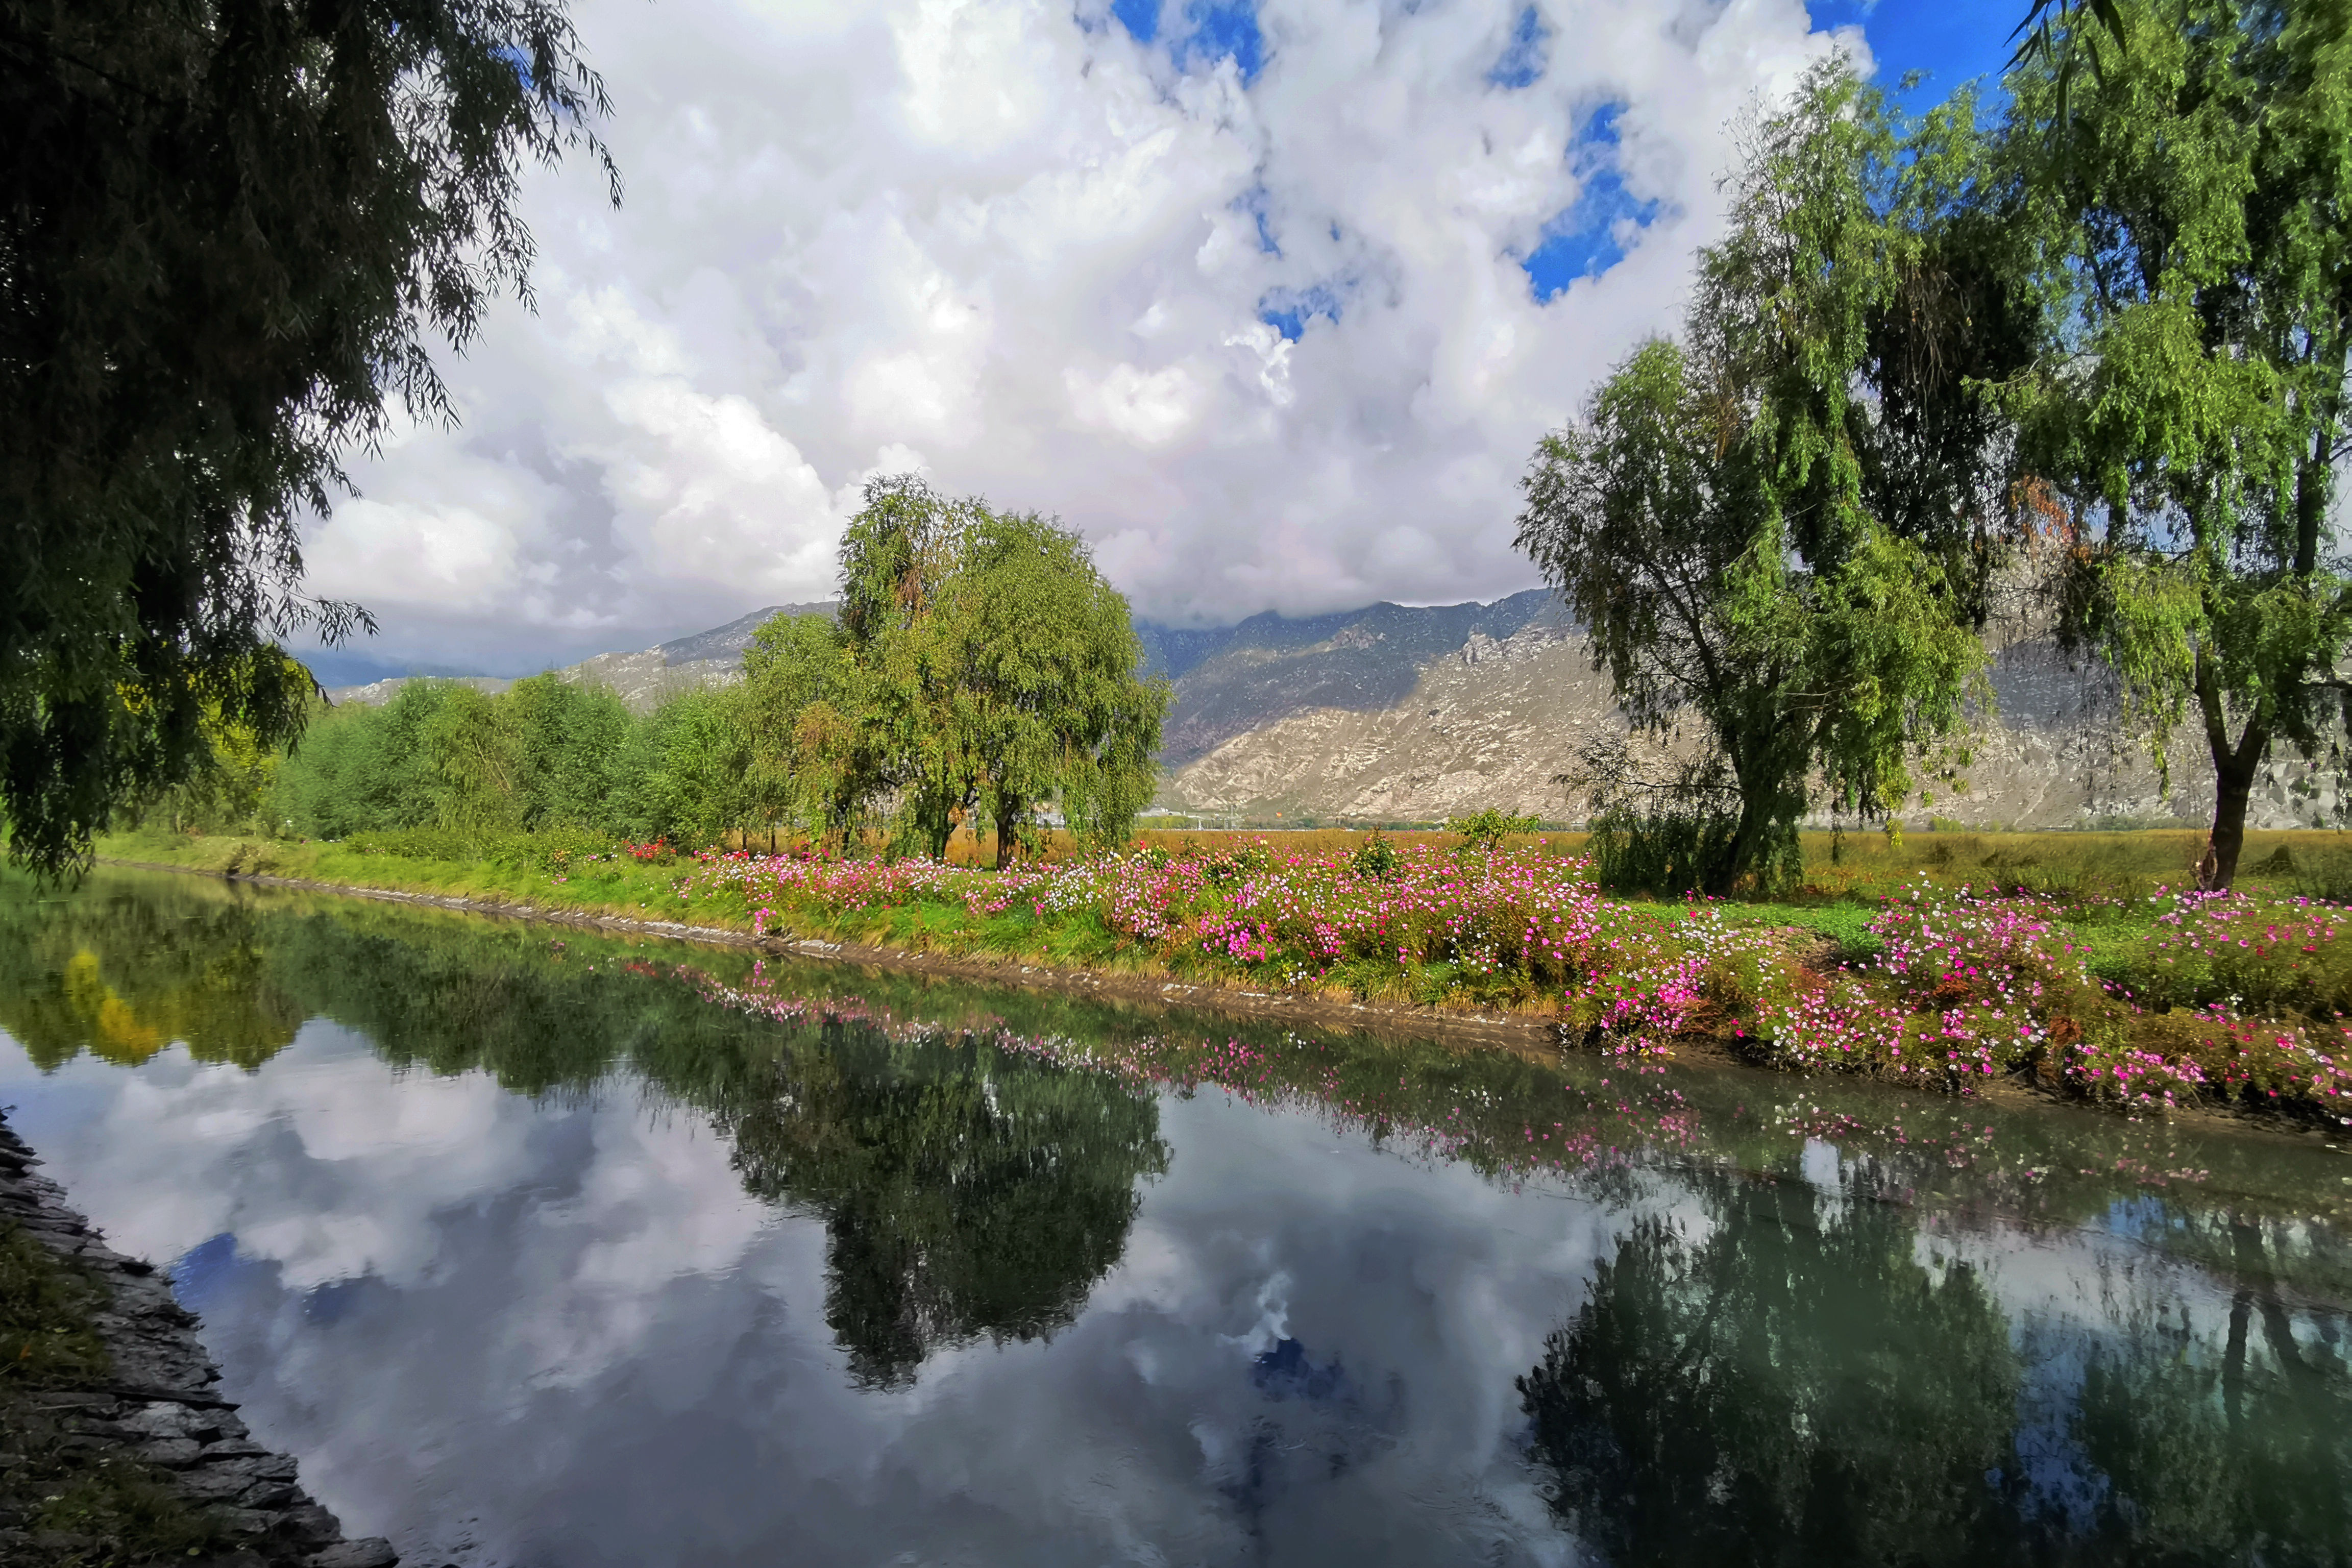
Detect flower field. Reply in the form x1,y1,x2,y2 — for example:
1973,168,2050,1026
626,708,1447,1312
100,825,2352,1123
690,839,2352,1124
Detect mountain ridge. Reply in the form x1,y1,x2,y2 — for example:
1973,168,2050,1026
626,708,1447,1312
317,595,2344,832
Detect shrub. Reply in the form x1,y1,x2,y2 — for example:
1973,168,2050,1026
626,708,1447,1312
483,823,612,873
1350,829,1404,880
1445,810,1542,852
2291,847,2352,904
1588,809,1800,898
346,826,492,861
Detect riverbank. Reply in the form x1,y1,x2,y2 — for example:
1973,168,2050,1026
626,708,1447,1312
92,830,2352,1126
0,1112,397,1568
93,855,1585,1059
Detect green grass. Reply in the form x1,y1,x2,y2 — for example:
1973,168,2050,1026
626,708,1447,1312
1717,900,1888,961
104,826,723,922
93,825,2352,1123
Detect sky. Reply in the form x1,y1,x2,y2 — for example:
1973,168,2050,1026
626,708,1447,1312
301,0,2021,680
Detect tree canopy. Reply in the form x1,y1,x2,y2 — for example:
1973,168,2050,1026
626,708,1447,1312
273,675,647,843
1,0,614,879
2001,0,2352,886
745,475,1169,864
1516,62,1994,896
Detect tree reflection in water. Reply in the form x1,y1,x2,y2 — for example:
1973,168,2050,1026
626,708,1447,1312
0,876,303,1069
1519,1169,2352,1566
0,872,1172,1391
2067,1212,2352,1562
9,870,2351,1538
722,1024,1168,1389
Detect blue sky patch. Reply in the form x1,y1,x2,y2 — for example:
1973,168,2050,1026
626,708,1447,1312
1111,0,1159,44
1488,7,1549,89
1808,0,2014,106
1117,0,1266,82
1177,1,1265,82
1259,282,1341,341
1523,103,1655,301
1523,174,1658,300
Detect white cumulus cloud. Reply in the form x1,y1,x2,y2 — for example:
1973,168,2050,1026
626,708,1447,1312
315,0,1865,670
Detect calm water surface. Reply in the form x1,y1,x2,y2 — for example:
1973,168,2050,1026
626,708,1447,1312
1,869,2347,1566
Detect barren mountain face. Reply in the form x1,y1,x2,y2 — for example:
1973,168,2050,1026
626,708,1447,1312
329,596,2349,830
1147,599,2347,830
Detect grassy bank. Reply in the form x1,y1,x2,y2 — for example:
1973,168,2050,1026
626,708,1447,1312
98,825,2352,1125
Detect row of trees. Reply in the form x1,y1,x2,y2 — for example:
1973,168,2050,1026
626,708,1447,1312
255,478,1167,859
1519,0,2351,893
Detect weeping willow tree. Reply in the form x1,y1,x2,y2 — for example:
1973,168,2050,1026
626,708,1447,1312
1515,61,2003,896
0,0,615,879
2001,0,2352,887
939,508,1168,865
745,475,1168,863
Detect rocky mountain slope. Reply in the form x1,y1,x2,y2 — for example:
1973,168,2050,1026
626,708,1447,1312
1139,591,1559,765
323,603,831,713
1140,595,2346,832
325,595,2345,832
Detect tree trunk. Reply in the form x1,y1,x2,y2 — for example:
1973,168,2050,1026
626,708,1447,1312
1706,794,1773,899
993,793,1023,870
2223,1285,2251,1428
2196,650,2270,891
2207,759,2261,890
2295,430,2329,577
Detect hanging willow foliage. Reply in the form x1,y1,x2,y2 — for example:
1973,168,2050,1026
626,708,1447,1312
0,0,617,878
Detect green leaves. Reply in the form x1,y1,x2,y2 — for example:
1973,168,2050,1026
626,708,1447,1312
2,0,613,879
2010,0,2135,124
1517,62,1990,894
1814,526,1991,818
2007,0,2352,881
748,476,1169,863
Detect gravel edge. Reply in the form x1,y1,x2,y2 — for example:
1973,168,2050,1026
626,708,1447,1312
0,1112,399,1568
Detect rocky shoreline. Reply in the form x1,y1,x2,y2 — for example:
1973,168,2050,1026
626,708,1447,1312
0,1113,398,1568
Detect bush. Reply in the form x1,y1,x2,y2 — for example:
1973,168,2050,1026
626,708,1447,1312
1199,841,1271,887
345,825,491,861
1445,810,1541,852
1588,810,1800,898
484,823,614,873
1350,829,1404,880
2291,847,2352,903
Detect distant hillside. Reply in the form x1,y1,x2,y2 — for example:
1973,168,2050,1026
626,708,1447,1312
322,592,2347,834
1150,601,2345,832
323,602,834,714
1139,590,1560,765
658,602,834,664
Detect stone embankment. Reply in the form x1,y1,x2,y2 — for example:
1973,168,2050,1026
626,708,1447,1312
0,1113,397,1568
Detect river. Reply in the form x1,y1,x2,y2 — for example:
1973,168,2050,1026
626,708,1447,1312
0,868,2346,1566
